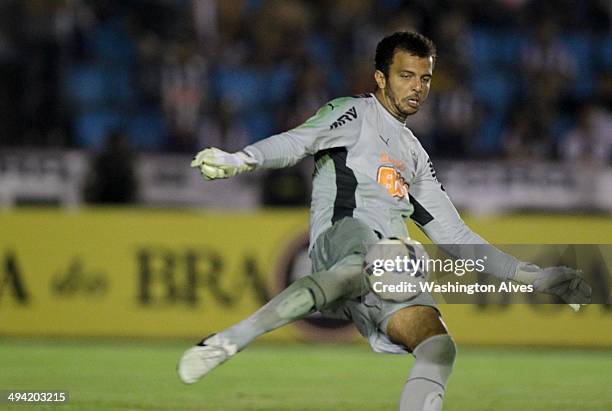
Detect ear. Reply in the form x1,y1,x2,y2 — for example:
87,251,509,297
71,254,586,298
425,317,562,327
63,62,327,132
374,70,386,90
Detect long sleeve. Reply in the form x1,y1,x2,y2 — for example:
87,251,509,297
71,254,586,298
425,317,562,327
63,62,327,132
244,97,363,169
409,146,519,279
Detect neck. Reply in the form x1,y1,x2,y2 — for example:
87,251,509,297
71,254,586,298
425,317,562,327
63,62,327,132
374,89,407,123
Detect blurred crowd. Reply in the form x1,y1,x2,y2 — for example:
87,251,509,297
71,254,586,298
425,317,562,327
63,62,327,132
0,0,611,164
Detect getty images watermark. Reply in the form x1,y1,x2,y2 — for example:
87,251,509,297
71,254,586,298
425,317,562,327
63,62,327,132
364,242,611,304
368,253,534,296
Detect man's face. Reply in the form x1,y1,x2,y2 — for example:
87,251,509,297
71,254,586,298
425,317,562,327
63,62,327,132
375,50,434,119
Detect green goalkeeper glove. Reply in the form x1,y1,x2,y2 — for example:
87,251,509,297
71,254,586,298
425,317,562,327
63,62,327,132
191,148,258,180
514,262,592,310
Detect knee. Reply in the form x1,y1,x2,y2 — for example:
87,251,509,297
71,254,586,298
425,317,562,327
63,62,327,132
308,265,364,308
386,306,448,351
284,267,361,314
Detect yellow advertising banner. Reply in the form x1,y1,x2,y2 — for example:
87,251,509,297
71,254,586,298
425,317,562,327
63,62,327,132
0,209,611,346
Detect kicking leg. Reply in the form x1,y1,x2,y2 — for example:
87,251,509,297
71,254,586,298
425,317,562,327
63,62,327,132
386,306,456,411
178,263,363,383
216,263,363,349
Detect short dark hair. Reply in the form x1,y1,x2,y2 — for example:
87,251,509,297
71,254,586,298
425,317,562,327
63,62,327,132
375,31,436,76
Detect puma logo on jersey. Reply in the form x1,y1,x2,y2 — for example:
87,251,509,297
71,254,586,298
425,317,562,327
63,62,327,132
378,135,390,146
330,106,357,130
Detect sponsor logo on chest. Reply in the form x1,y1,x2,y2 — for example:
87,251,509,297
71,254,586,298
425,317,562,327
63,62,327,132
376,152,414,200
330,107,357,130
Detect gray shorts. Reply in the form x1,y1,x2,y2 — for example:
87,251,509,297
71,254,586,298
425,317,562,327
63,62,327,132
310,217,437,354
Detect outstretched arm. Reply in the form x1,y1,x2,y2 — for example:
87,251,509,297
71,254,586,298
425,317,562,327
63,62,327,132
191,97,362,179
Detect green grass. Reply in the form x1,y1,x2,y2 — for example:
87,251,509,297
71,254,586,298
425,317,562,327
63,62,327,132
0,339,610,411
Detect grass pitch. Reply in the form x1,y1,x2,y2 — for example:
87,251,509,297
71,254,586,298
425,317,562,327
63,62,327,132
0,339,610,411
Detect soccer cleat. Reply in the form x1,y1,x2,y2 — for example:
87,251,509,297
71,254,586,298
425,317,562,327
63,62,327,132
177,334,238,384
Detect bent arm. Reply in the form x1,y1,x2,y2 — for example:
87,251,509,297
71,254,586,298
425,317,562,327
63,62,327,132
409,155,519,279
406,145,591,306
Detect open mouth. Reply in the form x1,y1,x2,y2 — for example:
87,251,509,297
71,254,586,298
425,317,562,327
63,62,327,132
406,98,420,108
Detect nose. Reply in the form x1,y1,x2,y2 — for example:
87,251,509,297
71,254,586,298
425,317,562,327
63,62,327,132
412,79,422,93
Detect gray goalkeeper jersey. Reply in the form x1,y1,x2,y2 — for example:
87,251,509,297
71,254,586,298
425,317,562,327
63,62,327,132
244,94,518,279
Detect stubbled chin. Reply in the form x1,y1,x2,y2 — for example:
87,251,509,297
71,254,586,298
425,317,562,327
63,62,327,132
403,106,419,115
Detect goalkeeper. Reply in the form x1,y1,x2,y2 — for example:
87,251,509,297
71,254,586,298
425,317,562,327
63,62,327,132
178,31,591,411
